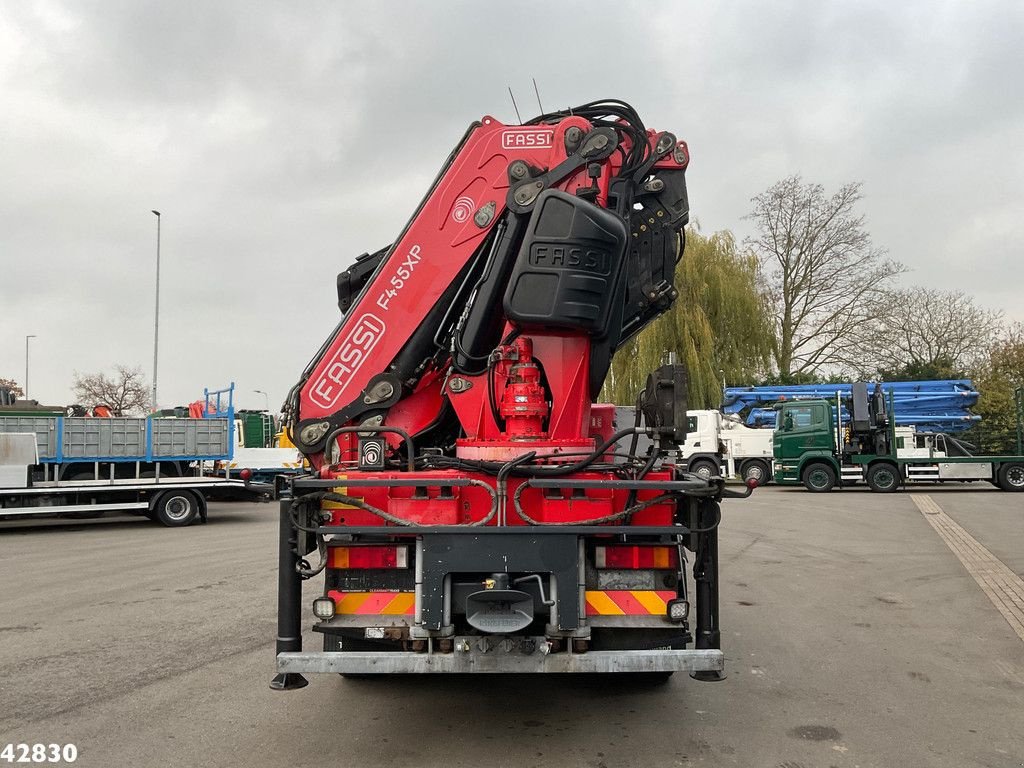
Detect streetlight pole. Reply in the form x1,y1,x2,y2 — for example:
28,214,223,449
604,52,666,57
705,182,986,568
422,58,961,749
25,335,36,400
151,210,161,411
254,389,270,411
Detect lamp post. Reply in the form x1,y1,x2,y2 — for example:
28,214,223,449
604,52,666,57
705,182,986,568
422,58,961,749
254,389,270,411
151,210,161,411
25,335,36,400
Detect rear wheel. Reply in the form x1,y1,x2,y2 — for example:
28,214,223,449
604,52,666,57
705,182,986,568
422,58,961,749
866,462,901,493
153,490,199,527
740,459,771,487
689,459,720,480
802,462,836,493
997,462,1024,492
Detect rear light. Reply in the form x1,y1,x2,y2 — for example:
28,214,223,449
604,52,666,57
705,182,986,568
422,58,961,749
312,596,336,620
329,545,409,569
667,598,689,622
594,545,678,569
239,468,253,481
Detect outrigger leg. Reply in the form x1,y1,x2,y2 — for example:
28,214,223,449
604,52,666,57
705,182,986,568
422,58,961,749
270,496,308,690
691,499,726,682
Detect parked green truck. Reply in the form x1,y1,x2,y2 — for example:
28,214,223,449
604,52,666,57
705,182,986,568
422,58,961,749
773,383,1024,493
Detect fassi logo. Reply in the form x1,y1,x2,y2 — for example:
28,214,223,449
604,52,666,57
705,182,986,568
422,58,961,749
308,313,386,409
501,129,554,149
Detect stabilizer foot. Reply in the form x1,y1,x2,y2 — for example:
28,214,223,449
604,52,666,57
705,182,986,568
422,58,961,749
270,672,308,691
690,670,727,682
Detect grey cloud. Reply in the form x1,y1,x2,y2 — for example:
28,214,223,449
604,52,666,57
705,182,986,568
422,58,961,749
1,1,1020,409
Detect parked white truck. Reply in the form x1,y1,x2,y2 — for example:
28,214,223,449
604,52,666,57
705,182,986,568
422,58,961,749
675,410,774,485
612,407,774,485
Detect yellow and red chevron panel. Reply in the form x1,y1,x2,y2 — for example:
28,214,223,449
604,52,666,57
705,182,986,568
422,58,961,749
585,590,676,616
327,590,415,615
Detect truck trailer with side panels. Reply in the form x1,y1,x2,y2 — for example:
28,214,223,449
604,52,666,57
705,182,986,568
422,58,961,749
0,384,268,525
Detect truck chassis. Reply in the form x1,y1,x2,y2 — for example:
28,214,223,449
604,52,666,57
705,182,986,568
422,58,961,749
272,476,730,681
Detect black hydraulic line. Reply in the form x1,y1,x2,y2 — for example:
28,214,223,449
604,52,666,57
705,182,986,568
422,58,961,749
496,451,537,526
511,485,714,527
288,476,499,529
524,477,713,491
444,426,644,479
314,524,694,536
487,353,504,432
270,496,308,691
453,214,529,374
294,476,494,489
625,432,659,512
295,535,328,579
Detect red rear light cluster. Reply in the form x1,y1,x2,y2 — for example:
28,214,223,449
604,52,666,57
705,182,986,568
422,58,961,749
329,545,409,569
595,545,678,569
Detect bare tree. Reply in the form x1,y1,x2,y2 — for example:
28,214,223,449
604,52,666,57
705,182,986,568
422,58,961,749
850,288,1002,377
0,378,24,399
746,175,905,377
72,366,150,416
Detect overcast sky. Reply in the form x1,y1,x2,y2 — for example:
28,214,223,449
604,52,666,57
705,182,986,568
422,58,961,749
2,1,1022,411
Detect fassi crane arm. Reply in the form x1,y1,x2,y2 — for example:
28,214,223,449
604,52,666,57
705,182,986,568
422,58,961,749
286,101,690,469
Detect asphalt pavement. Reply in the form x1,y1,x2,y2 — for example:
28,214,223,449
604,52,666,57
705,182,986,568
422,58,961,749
1,486,1022,768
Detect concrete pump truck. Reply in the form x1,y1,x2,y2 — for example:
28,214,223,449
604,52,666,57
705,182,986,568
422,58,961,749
271,100,752,686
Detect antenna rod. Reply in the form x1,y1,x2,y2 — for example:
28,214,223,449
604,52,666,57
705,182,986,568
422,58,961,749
507,86,522,124
532,78,544,114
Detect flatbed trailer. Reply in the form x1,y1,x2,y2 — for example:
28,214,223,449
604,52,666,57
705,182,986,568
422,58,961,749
0,385,271,525
844,453,1024,492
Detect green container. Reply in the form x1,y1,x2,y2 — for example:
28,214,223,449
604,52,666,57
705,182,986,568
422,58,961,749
237,410,276,448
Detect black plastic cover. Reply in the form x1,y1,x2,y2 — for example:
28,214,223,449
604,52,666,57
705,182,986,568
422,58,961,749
337,246,388,315
621,168,689,341
503,190,628,335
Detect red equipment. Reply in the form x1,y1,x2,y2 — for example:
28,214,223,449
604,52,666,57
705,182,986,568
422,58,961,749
273,100,746,685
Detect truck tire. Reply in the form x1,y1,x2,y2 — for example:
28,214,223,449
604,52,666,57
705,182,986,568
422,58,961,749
740,459,771,487
997,462,1024,492
689,459,720,480
153,490,200,527
801,462,836,492
866,462,900,493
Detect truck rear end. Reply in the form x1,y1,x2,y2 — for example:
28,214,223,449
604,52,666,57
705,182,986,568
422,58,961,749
274,421,740,680
272,99,751,685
